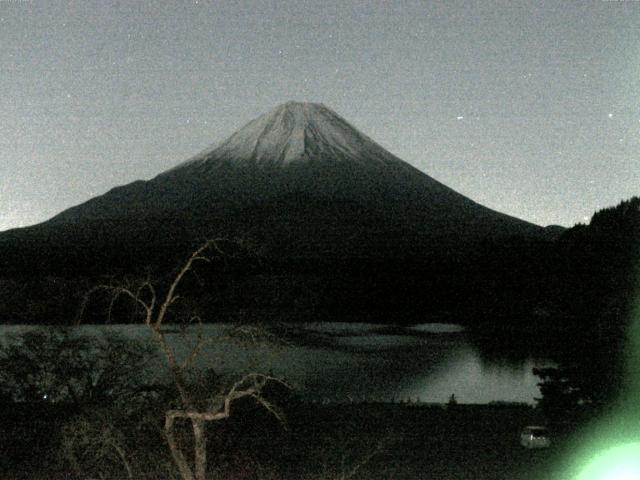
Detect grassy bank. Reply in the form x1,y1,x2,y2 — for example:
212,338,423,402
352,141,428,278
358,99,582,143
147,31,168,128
0,401,578,479
270,403,569,480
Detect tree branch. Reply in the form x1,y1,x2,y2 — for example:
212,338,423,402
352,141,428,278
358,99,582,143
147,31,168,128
155,239,224,327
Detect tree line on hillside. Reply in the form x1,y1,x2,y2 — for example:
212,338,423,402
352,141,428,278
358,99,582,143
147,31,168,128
0,197,636,337
533,197,639,426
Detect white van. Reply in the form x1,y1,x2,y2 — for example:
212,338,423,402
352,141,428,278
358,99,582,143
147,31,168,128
520,426,550,449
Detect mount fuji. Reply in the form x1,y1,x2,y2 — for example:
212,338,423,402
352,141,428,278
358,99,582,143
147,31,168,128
2,102,543,265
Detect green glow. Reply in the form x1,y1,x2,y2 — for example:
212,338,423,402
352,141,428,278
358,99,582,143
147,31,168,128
576,443,640,480
561,243,640,480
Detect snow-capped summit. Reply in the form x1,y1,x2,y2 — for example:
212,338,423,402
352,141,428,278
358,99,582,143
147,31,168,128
175,101,404,170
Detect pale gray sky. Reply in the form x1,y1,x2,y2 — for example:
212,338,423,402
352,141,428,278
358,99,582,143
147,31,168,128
1,0,639,230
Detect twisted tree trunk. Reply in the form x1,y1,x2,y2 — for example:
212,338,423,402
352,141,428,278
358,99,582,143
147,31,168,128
193,418,207,480
165,414,195,480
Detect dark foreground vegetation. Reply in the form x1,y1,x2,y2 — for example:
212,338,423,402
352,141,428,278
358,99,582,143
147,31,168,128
0,327,569,480
0,399,574,480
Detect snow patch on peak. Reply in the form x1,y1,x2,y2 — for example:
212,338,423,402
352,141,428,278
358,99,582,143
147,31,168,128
174,102,407,171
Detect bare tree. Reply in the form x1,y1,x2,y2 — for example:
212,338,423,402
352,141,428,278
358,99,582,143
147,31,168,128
79,239,289,480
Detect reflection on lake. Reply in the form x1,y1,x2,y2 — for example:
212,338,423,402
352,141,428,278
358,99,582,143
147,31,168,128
0,323,552,404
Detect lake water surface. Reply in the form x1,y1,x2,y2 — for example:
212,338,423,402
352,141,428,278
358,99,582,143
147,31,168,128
0,323,552,404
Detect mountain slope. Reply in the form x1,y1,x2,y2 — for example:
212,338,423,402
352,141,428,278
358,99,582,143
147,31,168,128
2,102,542,262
